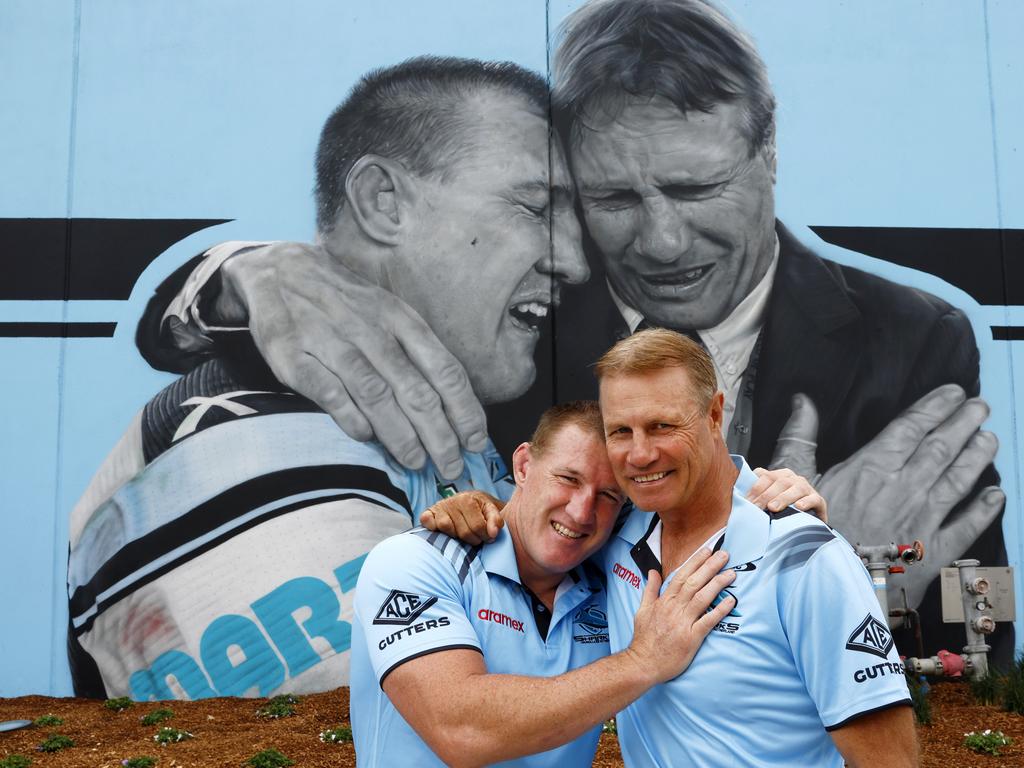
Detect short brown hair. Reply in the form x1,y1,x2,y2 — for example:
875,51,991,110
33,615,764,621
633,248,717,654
594,328,717,411
529,400,604,455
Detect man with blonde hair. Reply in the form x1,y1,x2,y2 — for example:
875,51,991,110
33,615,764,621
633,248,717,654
593,328,916,767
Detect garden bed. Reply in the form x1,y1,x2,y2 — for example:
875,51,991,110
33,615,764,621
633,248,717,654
0,682,1020,767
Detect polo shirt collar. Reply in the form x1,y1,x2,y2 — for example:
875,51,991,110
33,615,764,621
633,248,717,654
479,525,523,585
721,455,771,568
619,455,771,573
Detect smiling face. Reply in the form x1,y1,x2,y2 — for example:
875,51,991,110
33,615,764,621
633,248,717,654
599,365,726,517
572,97,777,330
388,91,588,404
506,423,624,587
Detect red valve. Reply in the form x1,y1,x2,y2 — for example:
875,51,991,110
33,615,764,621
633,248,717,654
937,649,965,677
896,541,925,563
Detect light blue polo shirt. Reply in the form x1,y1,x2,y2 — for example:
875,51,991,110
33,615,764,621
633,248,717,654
601,457,912,767
350,524,611,768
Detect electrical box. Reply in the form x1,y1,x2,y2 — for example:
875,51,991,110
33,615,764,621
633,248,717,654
940,566,1016,623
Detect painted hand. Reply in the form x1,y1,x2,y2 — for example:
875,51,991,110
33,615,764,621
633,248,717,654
217,241,488,479
769,385,1004,609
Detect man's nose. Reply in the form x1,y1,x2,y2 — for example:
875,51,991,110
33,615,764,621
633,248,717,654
634,197,692,264
627,432,658,468
545,209,589,285
564,488,597,526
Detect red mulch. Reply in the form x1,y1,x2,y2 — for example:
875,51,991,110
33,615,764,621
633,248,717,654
0,682,1020,766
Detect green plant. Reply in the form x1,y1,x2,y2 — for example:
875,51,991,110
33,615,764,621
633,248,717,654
105,696,134,712
152,727,193,745
140,708,174,726
963,729,1013,756
1002,654,1024,715
970,669,1004,706
38,733,75,752
319,725,353,743
245,748,294,768
32,714,63,727
905,674,931,725
0,755,33,768
255,694,299,719
601,719,617,735
121,758,158,768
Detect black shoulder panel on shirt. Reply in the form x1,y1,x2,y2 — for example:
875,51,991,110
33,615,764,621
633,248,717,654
766,525,836,575
408,528,483,584
141,357,320,463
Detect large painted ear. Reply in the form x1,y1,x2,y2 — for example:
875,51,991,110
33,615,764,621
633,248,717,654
763,141,777,184
344,154,415,245
511,442,533,486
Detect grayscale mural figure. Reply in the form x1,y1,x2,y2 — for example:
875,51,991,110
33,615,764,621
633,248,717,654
66,0,1010,700
68,57,586,699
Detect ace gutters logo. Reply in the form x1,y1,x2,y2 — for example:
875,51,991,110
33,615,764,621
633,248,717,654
373,590,438,626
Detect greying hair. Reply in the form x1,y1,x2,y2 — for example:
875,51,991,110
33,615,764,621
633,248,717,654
552,0,775,156
315,56,549,233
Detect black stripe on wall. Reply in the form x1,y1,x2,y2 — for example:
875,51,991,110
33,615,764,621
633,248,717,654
992,326,1024,341
0,322,116,338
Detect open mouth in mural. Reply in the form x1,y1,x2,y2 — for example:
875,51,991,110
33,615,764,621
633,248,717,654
508,299,551,331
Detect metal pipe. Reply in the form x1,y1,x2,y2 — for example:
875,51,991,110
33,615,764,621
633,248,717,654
854,541,925,630
954,559,993,680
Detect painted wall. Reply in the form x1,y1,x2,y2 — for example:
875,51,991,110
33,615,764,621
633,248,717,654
1,0,1021,698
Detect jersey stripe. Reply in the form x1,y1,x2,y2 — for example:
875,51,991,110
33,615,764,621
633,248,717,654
70,464,408,630
767,528,837,575
408,528,482,584
768,527,835,553
70,489,397,635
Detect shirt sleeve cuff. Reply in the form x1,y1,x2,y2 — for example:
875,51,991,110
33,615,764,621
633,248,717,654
161,240,275,334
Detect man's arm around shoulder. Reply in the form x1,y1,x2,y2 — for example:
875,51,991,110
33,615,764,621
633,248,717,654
365,542,736,768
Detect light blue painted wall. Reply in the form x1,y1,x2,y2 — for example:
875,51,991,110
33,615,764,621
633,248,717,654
1,0,1021,695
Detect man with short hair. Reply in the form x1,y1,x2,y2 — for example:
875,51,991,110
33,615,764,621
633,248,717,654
351,400,738,767
68,56,589,699
135,0,1005,661
594,328,916,766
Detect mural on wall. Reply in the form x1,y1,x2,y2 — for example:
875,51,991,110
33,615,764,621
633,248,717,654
2,0,1021,700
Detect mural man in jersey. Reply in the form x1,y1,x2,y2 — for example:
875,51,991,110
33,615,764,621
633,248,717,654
68,56,589,698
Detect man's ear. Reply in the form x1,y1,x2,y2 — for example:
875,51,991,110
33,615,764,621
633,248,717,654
708,391,725,434
762,141,777,184
345,154,415,246
511,442,533,487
